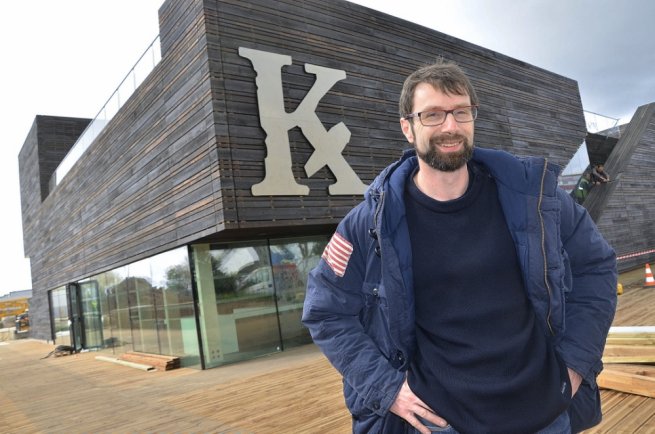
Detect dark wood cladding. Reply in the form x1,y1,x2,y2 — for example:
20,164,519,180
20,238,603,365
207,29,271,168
206,0,586,228
591,103,655,271
19,0,587,323
18,116,90,203
19,116,91,253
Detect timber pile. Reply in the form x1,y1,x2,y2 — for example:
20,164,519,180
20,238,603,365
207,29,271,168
598,328,655,398
118,352,181,371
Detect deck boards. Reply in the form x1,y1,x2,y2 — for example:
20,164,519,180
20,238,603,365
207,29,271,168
583,270,655,433
0,341,350,433
0,270,652,433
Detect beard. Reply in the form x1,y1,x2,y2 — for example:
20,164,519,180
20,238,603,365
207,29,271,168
416,133,473,172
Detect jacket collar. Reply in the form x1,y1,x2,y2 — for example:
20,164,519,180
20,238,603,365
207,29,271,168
365,149,416,232
366,146,562,232
472,147,561,198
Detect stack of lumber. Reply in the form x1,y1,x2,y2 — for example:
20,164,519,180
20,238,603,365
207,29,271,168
118,352,181,371
598,327,655,398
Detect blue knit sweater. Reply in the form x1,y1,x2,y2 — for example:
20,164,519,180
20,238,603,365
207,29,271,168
404,163,570,433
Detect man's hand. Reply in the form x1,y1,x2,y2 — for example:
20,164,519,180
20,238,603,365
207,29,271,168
568,368,582,397
389,379,448,434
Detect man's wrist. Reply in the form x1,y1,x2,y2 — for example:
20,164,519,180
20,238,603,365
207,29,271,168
567,367,583,397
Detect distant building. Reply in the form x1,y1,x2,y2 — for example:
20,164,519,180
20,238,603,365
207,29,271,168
0,290,32,301
0,290,31,328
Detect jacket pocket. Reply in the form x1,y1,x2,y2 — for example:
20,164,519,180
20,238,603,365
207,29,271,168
360,283,395,358
567,376,602,433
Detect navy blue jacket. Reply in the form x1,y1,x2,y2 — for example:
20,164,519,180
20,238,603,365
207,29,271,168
302,147,617,433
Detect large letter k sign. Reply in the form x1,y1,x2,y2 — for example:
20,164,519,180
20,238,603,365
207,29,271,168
239,47,367,196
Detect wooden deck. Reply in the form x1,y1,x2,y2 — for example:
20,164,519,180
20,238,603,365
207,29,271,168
0,339,351,433
583,268,655,433
0,269,652,433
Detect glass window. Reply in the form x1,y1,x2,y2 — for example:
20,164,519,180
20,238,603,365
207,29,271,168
126,259,160,355
149,249,198,366
190,235,328,368
103,267,132,352
53,235,329,370
270,237,327,349
84,247,200,368
49,287,70,346
191,242,280,368
79,280,103,349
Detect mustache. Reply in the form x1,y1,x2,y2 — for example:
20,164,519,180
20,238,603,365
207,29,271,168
429,133,469,146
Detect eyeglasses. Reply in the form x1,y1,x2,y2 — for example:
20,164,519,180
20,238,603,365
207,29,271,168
404,105,478,127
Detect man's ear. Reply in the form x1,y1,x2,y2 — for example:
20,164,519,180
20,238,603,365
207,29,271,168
400,118,415,144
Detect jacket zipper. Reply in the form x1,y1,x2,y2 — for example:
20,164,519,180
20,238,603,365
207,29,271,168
373,190,384,233
538,158,555,335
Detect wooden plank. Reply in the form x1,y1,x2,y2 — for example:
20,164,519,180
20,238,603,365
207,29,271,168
119,352,181,371
606,333,655,346
602,344,655,364
124,351,182,361
609,326,655,334
597,366,655,398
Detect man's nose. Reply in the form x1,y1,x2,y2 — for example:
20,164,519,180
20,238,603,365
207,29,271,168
440,112,459,131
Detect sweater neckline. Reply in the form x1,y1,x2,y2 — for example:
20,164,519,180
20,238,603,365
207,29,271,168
406,162,485,213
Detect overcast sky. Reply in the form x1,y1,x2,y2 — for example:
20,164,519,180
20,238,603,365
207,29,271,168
2,0,653,297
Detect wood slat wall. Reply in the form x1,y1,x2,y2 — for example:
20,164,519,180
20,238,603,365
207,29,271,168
592,104,655,271
19,0,587,340
207,0,586,228
18,116,92,338
18,116,91,236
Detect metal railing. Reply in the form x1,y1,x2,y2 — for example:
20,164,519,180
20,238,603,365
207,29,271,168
584,110,620,136
559,110,622,191
51,35,161,189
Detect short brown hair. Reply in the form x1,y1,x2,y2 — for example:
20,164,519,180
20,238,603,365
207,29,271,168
399,59,479,117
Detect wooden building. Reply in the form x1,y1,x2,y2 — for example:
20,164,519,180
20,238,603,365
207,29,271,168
19,0,604,368
582,104,655,271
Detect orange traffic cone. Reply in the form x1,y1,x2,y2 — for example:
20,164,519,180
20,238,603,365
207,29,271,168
645,263,655,288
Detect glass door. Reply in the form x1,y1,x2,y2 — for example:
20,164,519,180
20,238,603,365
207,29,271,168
65,281,104,351
79,280,103,349
49,287,71,346
66,283,83,352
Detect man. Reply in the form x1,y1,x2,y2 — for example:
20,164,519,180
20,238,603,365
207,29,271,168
302,60,617,434
591,164,610,185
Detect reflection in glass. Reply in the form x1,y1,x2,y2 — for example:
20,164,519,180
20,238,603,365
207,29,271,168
270,237,327,349
192,242,280,368
150,249,197,364
104,267,131,352
127,267,160,354
49,287,70,346
87,247,200,368
48,235,328,370
191,236,328,368
80,280,103,349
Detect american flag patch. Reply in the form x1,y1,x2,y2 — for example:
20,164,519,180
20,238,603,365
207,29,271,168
322,232,353,277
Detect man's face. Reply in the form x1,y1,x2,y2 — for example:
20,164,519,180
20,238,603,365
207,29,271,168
400,82,475,172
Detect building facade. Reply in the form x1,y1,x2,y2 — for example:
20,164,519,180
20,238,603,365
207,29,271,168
582,104,655,271
20,0,592,368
